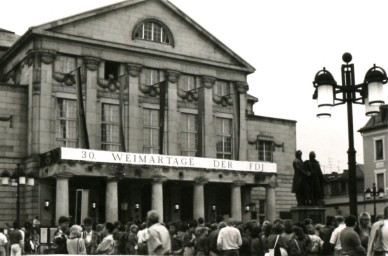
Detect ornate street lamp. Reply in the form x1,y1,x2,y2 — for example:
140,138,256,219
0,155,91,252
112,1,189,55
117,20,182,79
1,164,35,223
365,183,385,220
313,53,388,216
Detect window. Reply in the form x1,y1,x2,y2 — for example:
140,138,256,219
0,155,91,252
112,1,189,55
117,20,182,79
216,118,233,159
214,81,230,96
104,61,120,80
56,98,78,147
101,104,120,151
133,20,173,45
375,139,384,161
181,113,197,156
141,68,163,86
143,109,159,154
376,172,385,191
258,140,273,162
179,75,196,92
341,181,347,193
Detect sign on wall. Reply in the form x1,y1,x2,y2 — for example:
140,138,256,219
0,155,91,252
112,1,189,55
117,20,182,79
61,147,277,173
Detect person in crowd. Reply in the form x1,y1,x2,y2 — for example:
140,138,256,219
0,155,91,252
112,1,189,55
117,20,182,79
137,222,149,255
288,224,310,256
268,222,288,256
195,226,208,256
368,206,388,256
330,216,346,256
375,214,384,222
319,215,336,256
146,210,171,255
355,212,371,251
208,222,226,256
23,221,33,254
0,227,8,256
282,220,294,244
340,215,366,256
168,223,181,254
238,224,252,256
112,221,123,254
9,221,23,256
81,217,98,254
261,223,273,254
217,218,242,256
95,224,104,245
306,224,323,256
32,216,40,230
66,225,87,255
183,220,197,256
250,225,264,256
96,222,115,255
124,224,138,255
53,216,69,254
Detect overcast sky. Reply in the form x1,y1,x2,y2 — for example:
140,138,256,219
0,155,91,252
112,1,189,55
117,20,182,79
2,0,388,174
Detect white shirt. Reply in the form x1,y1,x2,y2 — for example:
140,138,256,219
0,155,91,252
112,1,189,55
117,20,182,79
0,233,8,246
217,226,242,251
330,223,346,250
138,228,149,244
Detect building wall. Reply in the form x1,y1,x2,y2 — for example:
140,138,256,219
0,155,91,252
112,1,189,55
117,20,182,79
247,116,297,218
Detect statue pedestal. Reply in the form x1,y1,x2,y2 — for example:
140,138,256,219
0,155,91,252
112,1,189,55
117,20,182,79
291,206,326,224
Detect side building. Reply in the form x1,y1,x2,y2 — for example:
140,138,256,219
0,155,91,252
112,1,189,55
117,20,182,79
0,0,297,226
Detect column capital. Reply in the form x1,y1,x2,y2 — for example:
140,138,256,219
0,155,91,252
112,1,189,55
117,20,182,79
27,49,56,66
106,177,120,182
194,177,208,185
166,70,180,83
201,76,216,89
54,172,73,179
127,63,142,77
235,81,249,94
233,180,246,187
83,56,101,71
152,175,167,183
267,174,278,188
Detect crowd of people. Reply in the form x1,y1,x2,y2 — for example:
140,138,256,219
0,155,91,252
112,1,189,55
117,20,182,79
2,207,388,256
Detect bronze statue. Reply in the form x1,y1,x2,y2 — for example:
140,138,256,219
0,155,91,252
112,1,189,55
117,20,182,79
292,150,312,206
304,151,326,206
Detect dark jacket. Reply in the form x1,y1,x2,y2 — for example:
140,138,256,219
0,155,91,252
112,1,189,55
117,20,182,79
340,227,366,256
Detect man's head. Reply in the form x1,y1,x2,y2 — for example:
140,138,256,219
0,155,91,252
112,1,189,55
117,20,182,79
104,222,114,235
309,151,316,160
13,221,20,230
345,215,357,228
335,216,344,225
218,222,227,230
58,216,69,231
83,217,93,232
198,217,204,225
226,218,235,227
295,150,302,159
146,210,159,227
359,212,371,227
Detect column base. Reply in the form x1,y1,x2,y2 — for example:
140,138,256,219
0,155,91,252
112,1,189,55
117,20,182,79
291,206,326,224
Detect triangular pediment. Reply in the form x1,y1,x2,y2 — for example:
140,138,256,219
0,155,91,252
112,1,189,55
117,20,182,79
31,0,254,72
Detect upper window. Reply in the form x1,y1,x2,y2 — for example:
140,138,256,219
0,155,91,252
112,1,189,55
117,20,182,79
133,20,174,46
56,98,78,148
258,140,273,162
375,138,384,161
216,118,233,159
101,104,120,151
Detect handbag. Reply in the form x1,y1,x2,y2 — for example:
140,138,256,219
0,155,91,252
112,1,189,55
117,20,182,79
269,235,288,256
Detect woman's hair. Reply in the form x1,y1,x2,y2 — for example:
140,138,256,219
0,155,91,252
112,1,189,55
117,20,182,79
130,224,138,233
251,225,261,239
284,220,293,234
293,226,305,239
69,225,82,239
263,224,273,236
359,212,371,222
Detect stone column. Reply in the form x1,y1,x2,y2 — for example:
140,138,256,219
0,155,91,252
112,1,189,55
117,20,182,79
151,176,167,222
127,64,142,152
236,82,249,161
193,178,208,221
105,178,119,223
55,173,72,222
231,181,244,221
198,76,216,158
166,70,180,155
265,183,277,223
84,57,100,149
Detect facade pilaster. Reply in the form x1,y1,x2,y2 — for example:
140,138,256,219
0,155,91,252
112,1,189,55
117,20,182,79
166,70,180,155
235,81,249,160
265,182,277,223
105,178,119,223
151,176,167,222
127,64,142,153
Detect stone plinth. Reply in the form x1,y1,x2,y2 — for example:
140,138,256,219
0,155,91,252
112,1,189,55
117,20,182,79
291,206,326,224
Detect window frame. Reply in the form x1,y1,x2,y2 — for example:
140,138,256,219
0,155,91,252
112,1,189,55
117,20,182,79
374,136,385,162
215,117,233,160
132,19,175,47
55,97,78,148
180,112,198,156
257,140,274,162
101,103,121,151
375,169,386,192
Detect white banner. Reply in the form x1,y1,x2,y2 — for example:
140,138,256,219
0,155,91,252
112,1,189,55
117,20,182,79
61,148,277,173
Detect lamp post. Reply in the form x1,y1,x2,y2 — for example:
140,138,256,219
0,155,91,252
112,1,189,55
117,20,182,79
313,53,388,217
365,183,385,220
1,164,35,224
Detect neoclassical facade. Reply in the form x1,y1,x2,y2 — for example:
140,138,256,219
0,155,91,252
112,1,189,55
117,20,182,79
0,0,297,226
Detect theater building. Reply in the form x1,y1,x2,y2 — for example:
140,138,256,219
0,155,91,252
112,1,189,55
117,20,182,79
0,0,297,226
